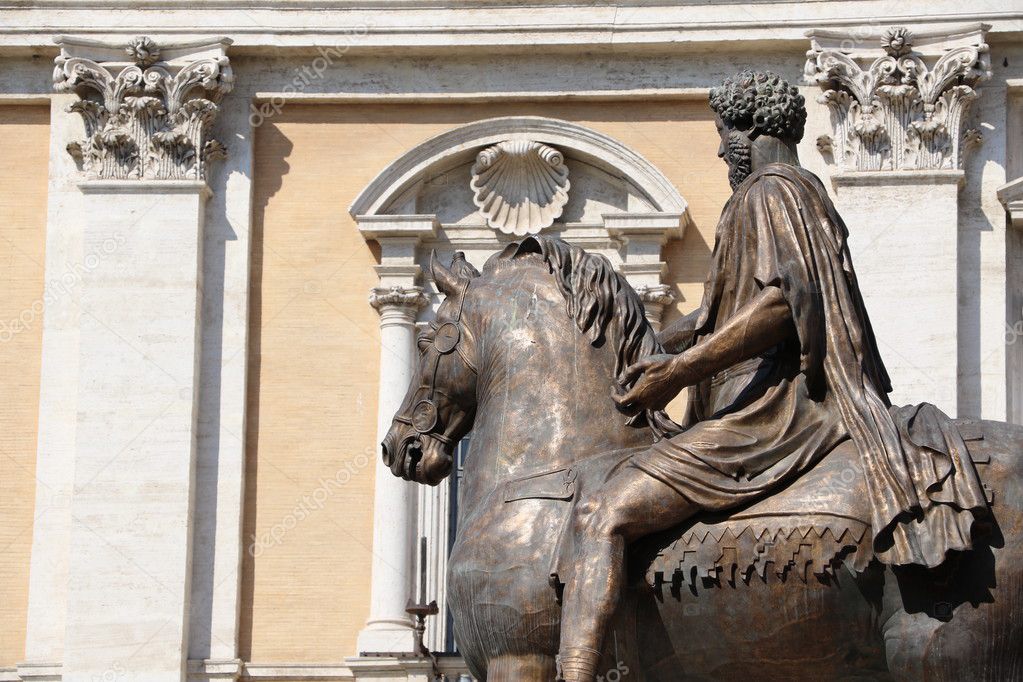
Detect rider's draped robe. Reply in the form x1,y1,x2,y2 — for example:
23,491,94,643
631,162,988,568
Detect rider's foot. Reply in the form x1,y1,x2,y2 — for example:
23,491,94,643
558,647,601,682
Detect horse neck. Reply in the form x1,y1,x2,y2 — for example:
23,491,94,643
459,262,654,509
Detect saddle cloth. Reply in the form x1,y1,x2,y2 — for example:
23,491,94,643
502,422,992,591
647,438,874,587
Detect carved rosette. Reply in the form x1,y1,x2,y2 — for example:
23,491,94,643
804,26,989,172
470,140,570,236
53,36,233,181
369,286,429,315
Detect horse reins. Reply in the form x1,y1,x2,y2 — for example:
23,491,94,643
394,278,477,447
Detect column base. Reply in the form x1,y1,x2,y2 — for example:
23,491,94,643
346,655,473,682
356,623,418,656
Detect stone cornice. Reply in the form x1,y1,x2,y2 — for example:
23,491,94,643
53,35,233,181
2,4,1021,55
603,212,688,243
356,215,438,243
830,169,965,189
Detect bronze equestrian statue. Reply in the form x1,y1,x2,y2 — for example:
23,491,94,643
380,71,1023,681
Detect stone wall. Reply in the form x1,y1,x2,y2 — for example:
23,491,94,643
0,105,49,668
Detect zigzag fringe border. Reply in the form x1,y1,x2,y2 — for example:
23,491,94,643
647,523,872,589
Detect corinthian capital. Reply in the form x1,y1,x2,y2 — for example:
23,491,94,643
804,24,990,172
53,35,233,181
635,284,676,307
369,286,429,314
633,284,676,331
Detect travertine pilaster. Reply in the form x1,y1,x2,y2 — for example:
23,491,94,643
832,170,963,414
804,24,992,416
64,179,209,682
43,35,233,682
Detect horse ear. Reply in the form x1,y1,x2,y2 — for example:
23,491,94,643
450,251,481,279
431,250,460,296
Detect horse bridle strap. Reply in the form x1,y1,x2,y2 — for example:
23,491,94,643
395,278,476,445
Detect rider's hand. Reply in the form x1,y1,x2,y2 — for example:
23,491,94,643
614,353,697,413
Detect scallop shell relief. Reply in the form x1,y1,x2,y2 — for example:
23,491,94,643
470,140,570,236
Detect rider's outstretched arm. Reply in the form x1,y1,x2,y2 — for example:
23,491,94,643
615,285,794,413
682,284,793,382
656,307,704,353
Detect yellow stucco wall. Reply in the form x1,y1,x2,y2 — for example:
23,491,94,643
243,101,731,663
0,105,49,667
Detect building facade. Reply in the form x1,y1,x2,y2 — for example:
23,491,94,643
0,2,1020,680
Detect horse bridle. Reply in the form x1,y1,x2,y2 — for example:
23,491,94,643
393,278,477,447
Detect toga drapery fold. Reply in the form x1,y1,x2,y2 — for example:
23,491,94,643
656,163,987,569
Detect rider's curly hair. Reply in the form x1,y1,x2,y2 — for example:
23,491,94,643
709,70,807,143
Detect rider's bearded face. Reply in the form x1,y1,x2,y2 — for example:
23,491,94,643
715,115,753,190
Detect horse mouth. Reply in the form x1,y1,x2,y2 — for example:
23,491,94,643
395,436,424,481
384,431,452,485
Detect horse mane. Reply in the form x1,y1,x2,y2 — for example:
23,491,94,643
496,235,681,440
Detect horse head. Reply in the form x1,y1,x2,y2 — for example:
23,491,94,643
382,237,681,490
381,251,481,486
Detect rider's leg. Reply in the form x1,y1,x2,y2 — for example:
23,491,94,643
558,467,697,682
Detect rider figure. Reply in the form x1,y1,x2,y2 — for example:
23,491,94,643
557,71,989,682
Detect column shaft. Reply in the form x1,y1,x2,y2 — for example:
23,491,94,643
357,290,426,653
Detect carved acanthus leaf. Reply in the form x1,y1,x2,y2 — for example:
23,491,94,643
54,36,233,181
470,140,570,236
804,25,990,172
369,286,429,313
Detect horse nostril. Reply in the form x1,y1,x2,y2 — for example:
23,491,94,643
381,441,391,466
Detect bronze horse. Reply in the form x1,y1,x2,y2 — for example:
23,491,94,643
381,237,1023,681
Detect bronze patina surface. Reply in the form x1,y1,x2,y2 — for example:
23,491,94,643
380,71,1023,682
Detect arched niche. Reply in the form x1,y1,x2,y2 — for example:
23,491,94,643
351,115,688,218
352,116,692,328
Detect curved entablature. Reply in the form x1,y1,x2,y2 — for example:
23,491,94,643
348,116,689,221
